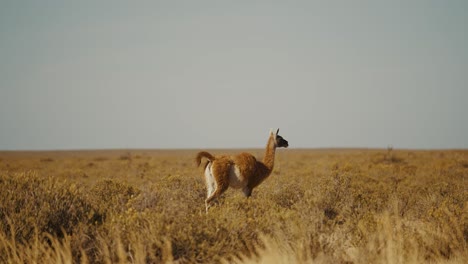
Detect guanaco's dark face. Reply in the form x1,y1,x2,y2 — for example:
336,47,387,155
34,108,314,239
275,129,289,148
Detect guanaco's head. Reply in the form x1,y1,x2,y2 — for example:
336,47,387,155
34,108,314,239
273,128,289,148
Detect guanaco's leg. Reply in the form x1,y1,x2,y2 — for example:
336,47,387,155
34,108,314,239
204,162,216,198
205,182,228,211
205,161,231,212
242,186,252,197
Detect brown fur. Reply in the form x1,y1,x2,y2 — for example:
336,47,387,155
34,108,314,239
195,151,215,167
196,130,288,211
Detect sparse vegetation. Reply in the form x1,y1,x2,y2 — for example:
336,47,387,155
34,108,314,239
0,149,466,263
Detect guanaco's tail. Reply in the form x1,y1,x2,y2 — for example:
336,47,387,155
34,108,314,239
195,151,215,167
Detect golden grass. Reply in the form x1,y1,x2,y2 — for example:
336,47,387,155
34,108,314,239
0,149,466,263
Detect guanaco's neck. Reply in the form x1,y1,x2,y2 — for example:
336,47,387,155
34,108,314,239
262,134,277,172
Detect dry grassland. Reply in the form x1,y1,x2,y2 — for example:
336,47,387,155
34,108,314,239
0,148,466,263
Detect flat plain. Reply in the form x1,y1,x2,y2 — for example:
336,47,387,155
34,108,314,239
0,148,466,263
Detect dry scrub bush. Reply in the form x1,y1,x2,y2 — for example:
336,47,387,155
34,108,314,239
0,171,93,241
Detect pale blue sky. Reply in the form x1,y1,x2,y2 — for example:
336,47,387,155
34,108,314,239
1,1,467,150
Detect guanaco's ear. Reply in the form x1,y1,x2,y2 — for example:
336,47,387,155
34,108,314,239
276,128,280,135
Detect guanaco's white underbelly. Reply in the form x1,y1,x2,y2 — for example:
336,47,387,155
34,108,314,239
228,165,247,189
